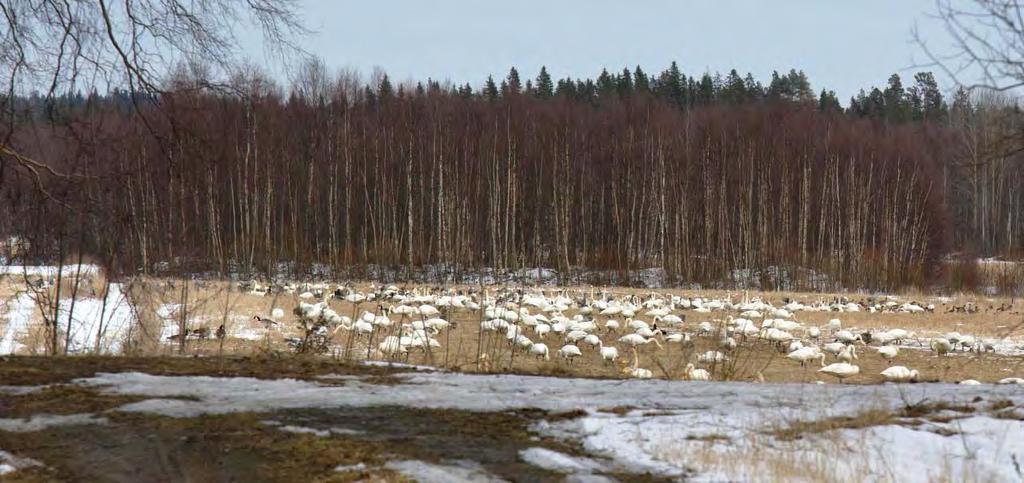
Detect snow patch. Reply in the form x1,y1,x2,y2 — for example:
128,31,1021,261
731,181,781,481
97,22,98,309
384,459,505,483
73,371,1024,480
1,293,35,354
333,462,367,473
0,450,42,475
519,447,607,474
0,413,108,432
361,360,442,371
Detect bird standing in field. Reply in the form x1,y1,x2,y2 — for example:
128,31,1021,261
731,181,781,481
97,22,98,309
819,362,859,383
877,345,898,365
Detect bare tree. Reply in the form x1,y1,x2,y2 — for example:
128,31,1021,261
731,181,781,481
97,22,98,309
0,0,307,196
917,0,1024,93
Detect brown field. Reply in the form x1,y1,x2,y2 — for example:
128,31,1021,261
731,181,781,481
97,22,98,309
4,273,1021,385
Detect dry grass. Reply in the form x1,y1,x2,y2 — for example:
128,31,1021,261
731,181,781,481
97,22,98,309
3,276,1024,383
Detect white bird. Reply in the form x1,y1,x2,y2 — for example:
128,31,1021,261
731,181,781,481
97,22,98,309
826,319,842,333
534,323,551,338
604,319,621,332
835,330,861,345
957,335,976,351
529,342,550,361
837,345,858,363
627,318,649,331
582,334,603,349
353,320,374,335
877,346,898,364
684,363,711,381
618,333,662,348
930,337,953,356
822,342,846,356
600,346,619,363
566,330,589,343
698,351,727,363
625,367,653,379
998,377,1024,385
959,379,982,385
378,336,407,356
618,333,662,367
880,366,918,383
819,362,859,383
787,347,825,367
271,308,285,319
557,344,583,362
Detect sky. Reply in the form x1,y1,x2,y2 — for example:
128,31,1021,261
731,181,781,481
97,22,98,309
248,0,960,101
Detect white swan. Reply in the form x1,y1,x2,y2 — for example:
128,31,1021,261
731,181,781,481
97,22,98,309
880,365,918,382
819,362,859,383
684,363,711,381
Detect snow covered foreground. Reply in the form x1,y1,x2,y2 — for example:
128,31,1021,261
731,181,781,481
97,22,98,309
74,371,1024,482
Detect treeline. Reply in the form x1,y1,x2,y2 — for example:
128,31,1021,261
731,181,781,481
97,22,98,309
1,63,1021,292
11,64,947,124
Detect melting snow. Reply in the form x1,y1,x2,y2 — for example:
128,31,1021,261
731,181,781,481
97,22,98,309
0,413,108,432
0,293,34,354
518,447,607,474
0,450,42,476
71,371,1024,480
384,459,505,483
1,284,134,355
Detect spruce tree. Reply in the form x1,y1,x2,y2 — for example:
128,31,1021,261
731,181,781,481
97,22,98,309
723,69,746,104
483,75,499,101
506,67,521,94
378,74,393,99
536,66,554,98
817,89,841,112
657,61,684,107
596,68,616,98
914,72,947,121
767,71,788,99
743,73,763,101
883,73,907,122
787,69,813,101
617,67,634,97
697,73,715,104
634,66,650,92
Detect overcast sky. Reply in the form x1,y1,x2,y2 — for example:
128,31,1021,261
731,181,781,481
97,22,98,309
255,1,959,101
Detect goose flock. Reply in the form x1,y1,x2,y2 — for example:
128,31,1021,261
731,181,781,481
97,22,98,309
234,281,1024,385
